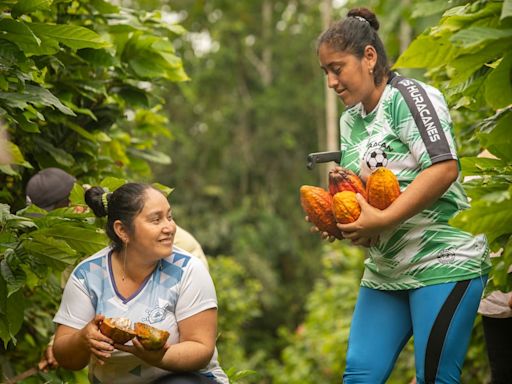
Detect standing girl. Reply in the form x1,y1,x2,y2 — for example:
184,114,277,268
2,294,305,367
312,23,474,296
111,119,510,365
316,7,490,383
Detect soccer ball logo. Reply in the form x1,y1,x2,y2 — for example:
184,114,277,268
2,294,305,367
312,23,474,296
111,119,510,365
366,148,388,170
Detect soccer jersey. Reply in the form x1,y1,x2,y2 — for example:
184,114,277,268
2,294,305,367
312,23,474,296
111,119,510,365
339,77,491,290
54,246,228,384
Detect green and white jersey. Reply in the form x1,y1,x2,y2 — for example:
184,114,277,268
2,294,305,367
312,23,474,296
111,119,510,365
339,76,491,290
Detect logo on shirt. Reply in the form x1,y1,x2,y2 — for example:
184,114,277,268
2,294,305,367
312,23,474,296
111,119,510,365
436,249,455,265
364,142,390,171
143,306,168,324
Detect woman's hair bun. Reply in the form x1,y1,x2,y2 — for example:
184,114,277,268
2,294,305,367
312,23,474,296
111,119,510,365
347,7,379,31
84,186,109,217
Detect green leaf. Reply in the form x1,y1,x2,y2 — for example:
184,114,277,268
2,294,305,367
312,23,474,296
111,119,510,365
22,232,77,269
0,84,75,115
411,0,467,18
460,157,510,177
33,136,75,167
450,198,512,243
151,182,174,197
36,224,107,255
29,22,110,50
0,280,25,348
502,0,512,20
11,0,52,18
100,176,126,192
393,34,458,69
0,259,26,297
450,28,512,52
477,111,512,162
127,147,171,164
484,52,512,109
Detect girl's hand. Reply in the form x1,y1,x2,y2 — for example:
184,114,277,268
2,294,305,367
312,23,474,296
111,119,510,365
79,314,114,365
337,194,392,244
305,216,336,242
115,338,170,367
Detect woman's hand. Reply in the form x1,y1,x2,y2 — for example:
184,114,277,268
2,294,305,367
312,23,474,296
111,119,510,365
337,193,390,245
78,314,114,365
115,339,170,367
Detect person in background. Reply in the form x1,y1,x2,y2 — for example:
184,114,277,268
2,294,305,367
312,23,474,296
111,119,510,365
52,183,228,383
312,7,491,383
26,169,209,372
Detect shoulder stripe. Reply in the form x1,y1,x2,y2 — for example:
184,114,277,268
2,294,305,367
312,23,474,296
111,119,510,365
390,76,452,163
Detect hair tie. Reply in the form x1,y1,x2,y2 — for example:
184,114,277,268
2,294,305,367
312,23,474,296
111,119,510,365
101,192,109,212
352,15,369,25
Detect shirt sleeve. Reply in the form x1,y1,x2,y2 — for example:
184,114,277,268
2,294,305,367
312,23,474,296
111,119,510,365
392,81,458,170
53,269,96,330
175,257,217,322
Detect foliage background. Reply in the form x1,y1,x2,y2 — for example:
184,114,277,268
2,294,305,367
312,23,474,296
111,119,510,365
1,0,511,383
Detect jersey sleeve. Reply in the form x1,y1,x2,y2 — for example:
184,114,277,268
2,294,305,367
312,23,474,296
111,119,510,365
175,258,218,322
53,268,96,330
391,81,458,170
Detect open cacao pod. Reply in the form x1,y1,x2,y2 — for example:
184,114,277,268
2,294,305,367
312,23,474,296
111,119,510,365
332,191,361,224
300,185,343,239
135,322,170,350
366,167,400,210
328,167,367,199
99,317,136,345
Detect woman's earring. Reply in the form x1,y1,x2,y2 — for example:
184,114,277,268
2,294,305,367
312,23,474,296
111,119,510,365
369,68,373,74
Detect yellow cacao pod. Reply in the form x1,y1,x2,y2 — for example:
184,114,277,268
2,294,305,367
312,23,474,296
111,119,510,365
332,191,361,224
300,185,343,239
328,167,367,199
366,167,400,210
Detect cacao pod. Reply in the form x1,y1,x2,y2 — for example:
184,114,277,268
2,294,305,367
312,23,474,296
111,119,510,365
300,185,343,239
328,167,367,199
332,191,361,224
366,167,400,210
99,317,136,344
135,322,170,350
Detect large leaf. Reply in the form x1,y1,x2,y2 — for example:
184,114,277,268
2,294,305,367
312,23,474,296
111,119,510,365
460,157,510,177
484,52,512,109
477,110,512,161
33,136,75,166
0,258,26,297
0,84,75,115
0,280,24,348
36,224,107,255
393,33,458,69
450,28,512,52
502,0,512,20
11,0,52,18
29,22,110,50
22,232,77,269
450,198,512,243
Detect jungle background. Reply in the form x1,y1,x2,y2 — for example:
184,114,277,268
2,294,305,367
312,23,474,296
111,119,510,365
1,0,511,383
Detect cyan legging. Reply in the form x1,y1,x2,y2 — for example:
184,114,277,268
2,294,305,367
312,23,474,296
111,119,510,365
343,276,487,384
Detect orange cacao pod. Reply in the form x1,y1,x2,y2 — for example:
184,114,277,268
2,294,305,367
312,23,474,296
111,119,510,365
300,185,343,239
366,167,400,210
332,191,361,224
328,168,367,199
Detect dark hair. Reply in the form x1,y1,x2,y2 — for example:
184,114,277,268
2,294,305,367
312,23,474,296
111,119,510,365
85,183,155,251
317,7,390,85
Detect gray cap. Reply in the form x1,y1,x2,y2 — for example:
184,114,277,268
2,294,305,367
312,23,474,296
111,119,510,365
26,168,76,210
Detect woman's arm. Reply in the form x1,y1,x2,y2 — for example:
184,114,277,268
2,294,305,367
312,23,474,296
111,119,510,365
53,314,114,370
116,308,217,371
339,160,459,242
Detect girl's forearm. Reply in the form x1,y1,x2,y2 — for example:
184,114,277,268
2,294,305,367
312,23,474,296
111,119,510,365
157,341,214,372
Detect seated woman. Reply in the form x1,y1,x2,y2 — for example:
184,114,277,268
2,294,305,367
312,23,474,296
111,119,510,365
52,182,228,384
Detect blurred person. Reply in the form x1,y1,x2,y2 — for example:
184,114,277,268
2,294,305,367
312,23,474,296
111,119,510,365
311,7,490,383
0,122,12,164
52,183,227,383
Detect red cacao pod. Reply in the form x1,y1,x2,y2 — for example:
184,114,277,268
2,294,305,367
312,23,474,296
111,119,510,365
332,191,361,224
300,185,343,239
366,167,400,210
328,168,367,199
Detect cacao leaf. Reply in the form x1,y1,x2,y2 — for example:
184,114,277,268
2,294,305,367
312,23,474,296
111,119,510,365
36,224,107,255
29,22,110,50
0,259,26,297
484,52,512,109
477,111,512,162
0,279,24,348
22,232,77,269
450,198,512,243
11,0,52,18
501,0,512,20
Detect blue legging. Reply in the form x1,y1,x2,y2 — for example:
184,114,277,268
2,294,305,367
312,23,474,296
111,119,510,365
343,276,487,384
